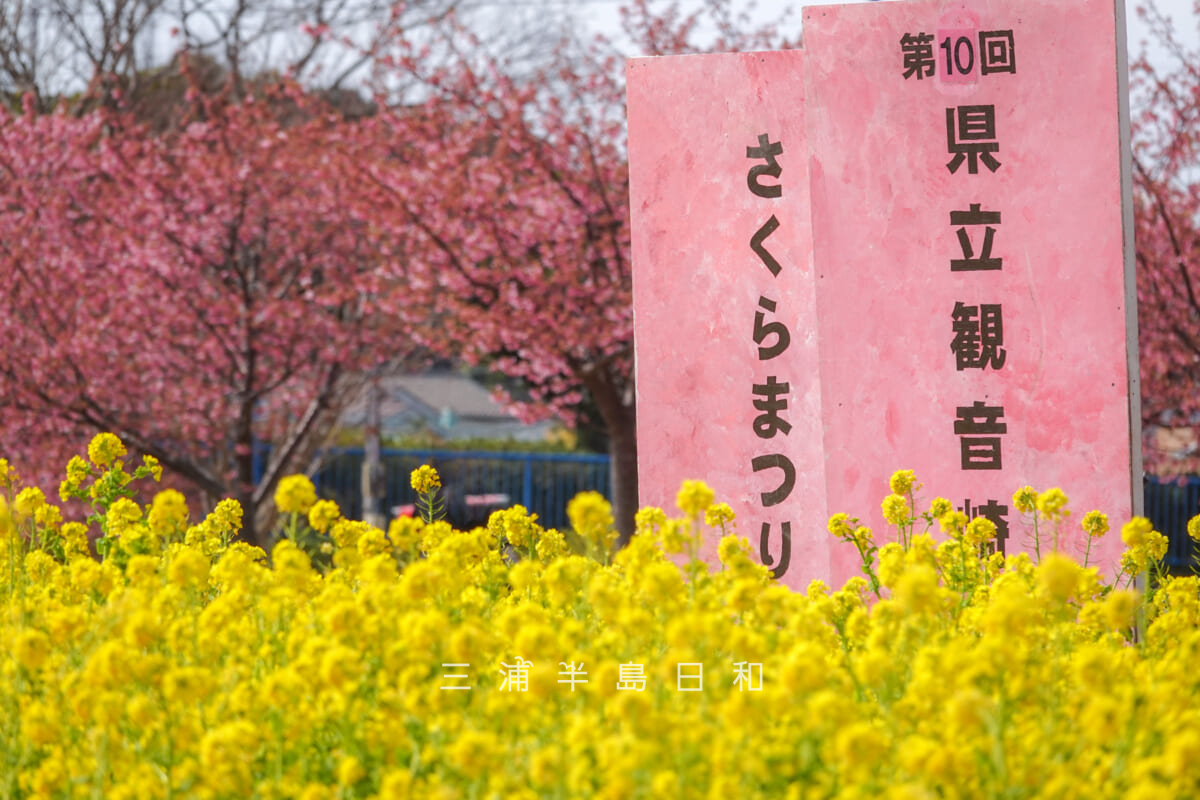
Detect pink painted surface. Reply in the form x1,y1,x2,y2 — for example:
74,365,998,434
627,51,829,590
803,0,1133,583
627,0,1135,588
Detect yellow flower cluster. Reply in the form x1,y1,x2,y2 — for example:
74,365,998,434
2,443,1199,799
274,474,317,514
1118,516,1170,579
1083,510,1110,538
308,499,341,534
1036,487,1070,521
882,493,910,524
86,432,126,467
568,490,617,556
676,478,715,517
889,468,919,495
410,465,441,494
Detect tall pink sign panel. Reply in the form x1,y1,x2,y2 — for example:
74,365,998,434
627,51,829,590
628,0,1137,587
804,0,1134,583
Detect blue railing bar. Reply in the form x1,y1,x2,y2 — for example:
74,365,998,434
317,447,610,465
522,458,533,509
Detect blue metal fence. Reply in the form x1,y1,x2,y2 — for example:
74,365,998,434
1145,474,1200,569
293,448,611,531
256,445,1196,566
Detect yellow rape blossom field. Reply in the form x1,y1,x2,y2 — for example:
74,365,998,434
3,434,1200,799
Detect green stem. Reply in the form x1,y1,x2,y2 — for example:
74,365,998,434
956,535,969,600
906,488,916,549
854,540,881,599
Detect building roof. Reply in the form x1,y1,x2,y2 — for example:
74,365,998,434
383,374,510,420
340,372,554,441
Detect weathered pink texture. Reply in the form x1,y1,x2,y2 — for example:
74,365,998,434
804,0,1133,583
628,0,1135,588
627,51,828,590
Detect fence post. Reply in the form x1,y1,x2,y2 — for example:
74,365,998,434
522,455,533,510
361,375,385,529
252,438,266,486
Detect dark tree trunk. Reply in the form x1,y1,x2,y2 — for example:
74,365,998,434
235,398,266,550
607,406,639,547
247,364,363,550
581,363,638,546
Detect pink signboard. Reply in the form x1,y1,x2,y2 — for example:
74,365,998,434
627,51,829,590
627,0,1137,587
803,0,1136,583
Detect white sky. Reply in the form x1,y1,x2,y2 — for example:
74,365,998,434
1120,0,1200,64
579,0,1199,66
125,0,1198,96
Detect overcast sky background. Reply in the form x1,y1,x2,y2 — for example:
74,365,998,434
120,0,1198,98
1121,0,1200,57
578,0,1199,67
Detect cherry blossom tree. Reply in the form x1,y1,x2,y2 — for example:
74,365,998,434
357,0,798,538
0,85,422,546
0,0,802,546
1131,2,1200,473
0,0,589,114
